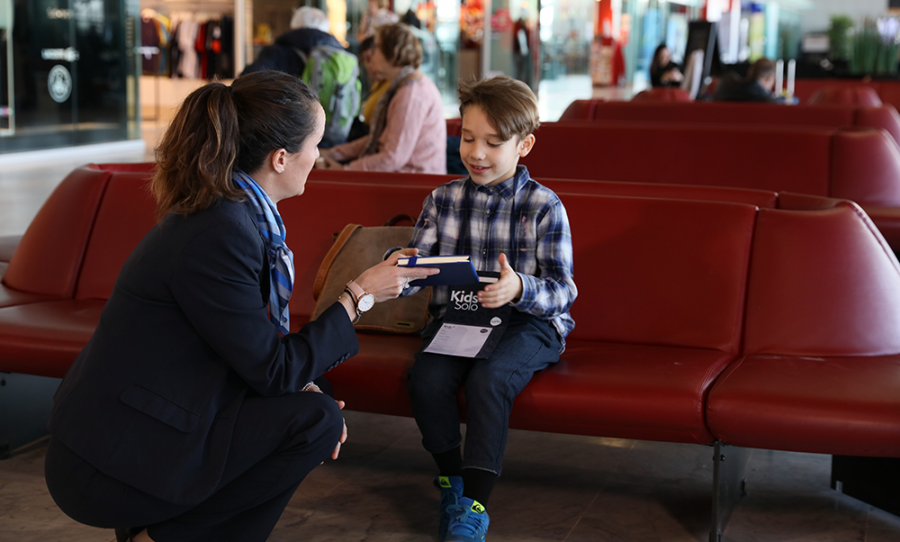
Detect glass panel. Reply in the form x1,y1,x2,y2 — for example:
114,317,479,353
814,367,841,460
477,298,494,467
538,0,592,82
488,0,536,87
0,0,137,154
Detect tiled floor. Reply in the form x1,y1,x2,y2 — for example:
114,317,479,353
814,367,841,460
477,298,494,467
2,78,900,542
3,411,900,542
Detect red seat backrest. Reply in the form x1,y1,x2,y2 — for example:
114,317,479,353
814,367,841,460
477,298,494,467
446,118,462,137
559,99,604,120
75,170,158,300
2,165,111,297
854,105,900,148
564,194,757,353
744,200,900,356
590,101,856,128
809,85,883,107
631,88,692,102
830,128,900,206
522,122,833,196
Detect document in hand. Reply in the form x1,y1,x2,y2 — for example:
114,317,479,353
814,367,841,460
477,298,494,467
397,255,479,287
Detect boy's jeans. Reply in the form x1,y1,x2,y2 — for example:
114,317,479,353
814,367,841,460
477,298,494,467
408,312,562,475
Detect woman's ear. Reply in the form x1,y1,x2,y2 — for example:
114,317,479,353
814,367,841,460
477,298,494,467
517,134,536,158
270,148,288,174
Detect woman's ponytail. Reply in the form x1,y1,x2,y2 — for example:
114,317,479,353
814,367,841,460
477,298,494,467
151,82,244,220
151,72,321,219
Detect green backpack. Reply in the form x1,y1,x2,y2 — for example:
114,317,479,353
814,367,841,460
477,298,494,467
296,45,361,146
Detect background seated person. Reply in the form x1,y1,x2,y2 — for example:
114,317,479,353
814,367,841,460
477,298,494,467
649,44,683,88
346,36,389,142
712,58,778,103
318,23,446,174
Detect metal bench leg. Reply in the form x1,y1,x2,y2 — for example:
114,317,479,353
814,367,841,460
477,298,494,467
710,441,749,542
0,372,61,459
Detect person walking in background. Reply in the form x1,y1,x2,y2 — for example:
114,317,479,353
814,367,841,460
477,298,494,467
318,23,446,173
357,0,399,41
241,7,342,78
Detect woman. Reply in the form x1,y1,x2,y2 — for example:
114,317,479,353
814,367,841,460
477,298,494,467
319,23,446,173
43,71,436,542
649,44,683,88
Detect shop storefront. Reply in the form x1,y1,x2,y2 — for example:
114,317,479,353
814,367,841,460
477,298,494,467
0,0,141,155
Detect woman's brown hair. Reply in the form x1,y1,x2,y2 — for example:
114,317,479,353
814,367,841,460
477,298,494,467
458,75,539,141
151,71,320,219
377,23,422,69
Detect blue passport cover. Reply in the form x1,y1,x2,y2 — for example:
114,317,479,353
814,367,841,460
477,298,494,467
398,257,480,287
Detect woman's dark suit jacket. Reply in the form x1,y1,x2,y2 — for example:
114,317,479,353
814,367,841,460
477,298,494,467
48,198,358,506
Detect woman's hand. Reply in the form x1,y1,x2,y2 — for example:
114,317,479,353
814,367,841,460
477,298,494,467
478,253,523,308
315,149,345,170
353,248,439,302
304,384,348,461
332,400,348,460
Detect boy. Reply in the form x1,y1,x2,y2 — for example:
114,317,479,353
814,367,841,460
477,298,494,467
405,75,577,542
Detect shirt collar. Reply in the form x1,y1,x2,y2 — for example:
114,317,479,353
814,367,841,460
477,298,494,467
466,165,530,200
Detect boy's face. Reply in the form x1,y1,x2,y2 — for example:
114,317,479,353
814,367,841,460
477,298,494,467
460,105,535,187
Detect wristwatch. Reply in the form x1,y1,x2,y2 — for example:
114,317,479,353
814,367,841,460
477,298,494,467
345,280,375,317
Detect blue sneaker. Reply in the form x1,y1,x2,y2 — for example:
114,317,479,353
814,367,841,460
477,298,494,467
435,475,464,541
445,497,489,542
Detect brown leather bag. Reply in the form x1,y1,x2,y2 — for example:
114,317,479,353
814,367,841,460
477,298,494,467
311,223,431,333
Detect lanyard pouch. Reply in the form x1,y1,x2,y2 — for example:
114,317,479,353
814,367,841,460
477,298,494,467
422,272,511,359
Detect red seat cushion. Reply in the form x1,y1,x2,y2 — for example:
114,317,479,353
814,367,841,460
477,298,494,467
707,354,900,456
511,341,734,444
326,335,731,445
0,299,104,377
0,263,55,309
326,333,422,417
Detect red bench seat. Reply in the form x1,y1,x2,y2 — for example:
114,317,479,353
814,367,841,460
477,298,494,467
4,164,900,539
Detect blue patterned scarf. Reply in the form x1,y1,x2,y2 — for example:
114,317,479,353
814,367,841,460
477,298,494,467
233,170,295,335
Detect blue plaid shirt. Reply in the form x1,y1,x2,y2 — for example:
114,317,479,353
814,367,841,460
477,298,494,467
408,165,577,342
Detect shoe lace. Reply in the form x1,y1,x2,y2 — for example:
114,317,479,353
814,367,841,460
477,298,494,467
449,505,487,536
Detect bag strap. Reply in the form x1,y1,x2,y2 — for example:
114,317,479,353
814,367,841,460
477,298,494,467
291,46,308,64
313,223,362,301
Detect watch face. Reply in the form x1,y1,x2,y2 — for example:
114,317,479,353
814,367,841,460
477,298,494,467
358,293,375,312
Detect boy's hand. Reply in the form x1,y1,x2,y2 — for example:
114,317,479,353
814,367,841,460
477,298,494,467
478,253,523,308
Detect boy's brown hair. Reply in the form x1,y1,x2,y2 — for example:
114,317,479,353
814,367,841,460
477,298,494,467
458,75,540,141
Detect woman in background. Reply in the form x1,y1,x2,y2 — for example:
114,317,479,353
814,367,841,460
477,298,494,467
319,23,446,174
649,44,683,87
